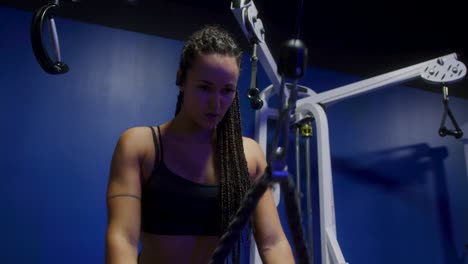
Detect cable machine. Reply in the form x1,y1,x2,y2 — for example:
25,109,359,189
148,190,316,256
229,1,466,264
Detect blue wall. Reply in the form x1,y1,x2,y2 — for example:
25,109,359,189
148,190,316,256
1,6,467,264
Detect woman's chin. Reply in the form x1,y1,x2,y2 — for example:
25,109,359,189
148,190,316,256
199,116,221,129
200,122,218,130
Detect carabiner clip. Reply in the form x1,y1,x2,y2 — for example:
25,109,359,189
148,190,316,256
30,1,69,74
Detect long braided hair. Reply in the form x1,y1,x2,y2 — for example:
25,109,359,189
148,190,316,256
175,25,252,263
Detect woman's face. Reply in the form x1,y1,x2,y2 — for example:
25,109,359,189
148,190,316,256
180,53,240,130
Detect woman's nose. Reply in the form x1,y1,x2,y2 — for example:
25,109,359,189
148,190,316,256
208,93,222,110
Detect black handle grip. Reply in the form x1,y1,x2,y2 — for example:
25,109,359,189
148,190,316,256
31,4,69,74
439,127,464,139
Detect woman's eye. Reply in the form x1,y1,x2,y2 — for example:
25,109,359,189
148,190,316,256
198,85,209,91
223,89,235,95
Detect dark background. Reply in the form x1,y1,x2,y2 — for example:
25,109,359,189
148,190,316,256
1,0,467,99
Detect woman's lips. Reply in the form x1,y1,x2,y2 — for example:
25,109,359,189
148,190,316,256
205,113,219,120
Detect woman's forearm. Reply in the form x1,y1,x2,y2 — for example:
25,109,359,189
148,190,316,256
259,239,295,264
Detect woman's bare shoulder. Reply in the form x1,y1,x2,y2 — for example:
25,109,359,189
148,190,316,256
119,126,152,142
113,126,156,156
242,136,264,153
242,136,268,178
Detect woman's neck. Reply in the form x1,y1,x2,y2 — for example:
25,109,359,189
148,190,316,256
165,114,216,144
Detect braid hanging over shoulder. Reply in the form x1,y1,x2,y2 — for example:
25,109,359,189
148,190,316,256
217,92,252,263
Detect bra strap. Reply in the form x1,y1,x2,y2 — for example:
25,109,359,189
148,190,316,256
156,126,164,162
148,126,162,170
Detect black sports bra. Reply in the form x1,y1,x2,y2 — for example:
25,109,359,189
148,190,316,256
140,126,222,236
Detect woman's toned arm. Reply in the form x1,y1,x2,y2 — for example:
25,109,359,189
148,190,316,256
244,138,295,264
105,128,148,264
